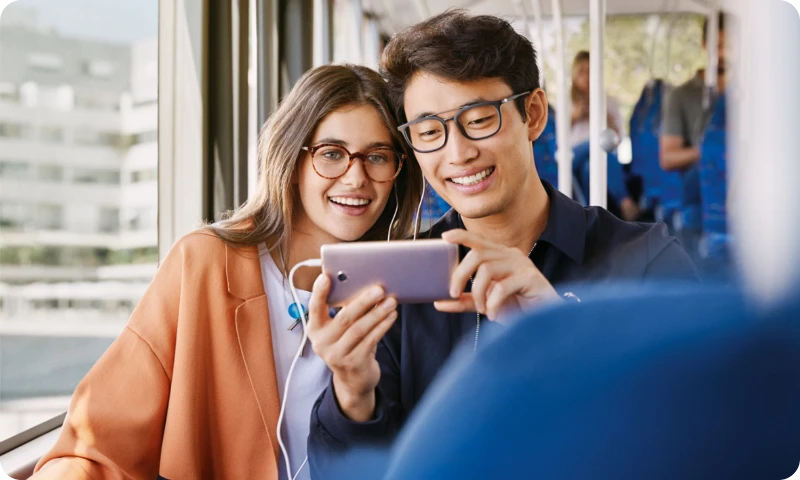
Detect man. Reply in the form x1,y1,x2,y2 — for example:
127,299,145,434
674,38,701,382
306,10,698,477
381,9,800,476
660,13,726,256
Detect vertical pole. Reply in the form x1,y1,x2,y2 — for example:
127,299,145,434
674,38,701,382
412,0,430,21
732,0,800,303
363,15,381,70
313,0,332,67
550,0,572,197
530,0,546,89
704,7,719,107
256,0,278,126
247,0,259,199
589,0,607,208
350,0,363,64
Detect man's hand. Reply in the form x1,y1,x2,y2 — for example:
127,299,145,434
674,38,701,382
306,274,398,422
433,229,561,322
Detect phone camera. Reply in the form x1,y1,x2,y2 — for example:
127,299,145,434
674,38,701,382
337,271,348,282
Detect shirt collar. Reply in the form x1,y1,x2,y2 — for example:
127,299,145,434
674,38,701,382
448,180,586,265
537,180,586,265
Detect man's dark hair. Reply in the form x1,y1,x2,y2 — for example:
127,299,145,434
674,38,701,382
702,12,725,44
380,9,540,123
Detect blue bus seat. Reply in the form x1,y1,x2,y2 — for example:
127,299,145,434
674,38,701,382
533,106,559,187
629,79,665,205
629,79,682,227
531,108,592,206
384,284,800,480
420,186,451,225
572,140,628,217
699,93,730,262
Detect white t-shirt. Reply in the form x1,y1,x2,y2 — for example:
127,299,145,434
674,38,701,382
259,245,331,480
570,95,623,147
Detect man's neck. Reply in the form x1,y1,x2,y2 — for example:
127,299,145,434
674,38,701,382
460,176,549,254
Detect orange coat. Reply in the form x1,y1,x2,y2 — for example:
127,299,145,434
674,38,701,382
32,231,282,479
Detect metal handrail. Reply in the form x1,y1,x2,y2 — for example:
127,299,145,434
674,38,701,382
0,412,65,456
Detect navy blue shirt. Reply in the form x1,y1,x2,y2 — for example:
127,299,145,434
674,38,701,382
308,181,699,477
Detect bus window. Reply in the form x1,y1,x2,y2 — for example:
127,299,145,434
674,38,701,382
0,0,158,441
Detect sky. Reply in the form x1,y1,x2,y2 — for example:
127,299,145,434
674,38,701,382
1,0,158,43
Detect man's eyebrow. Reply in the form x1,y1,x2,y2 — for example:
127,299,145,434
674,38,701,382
409,97,489,121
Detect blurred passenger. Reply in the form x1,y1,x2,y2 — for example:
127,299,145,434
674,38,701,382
569,50,623,146
660,13,726,257
307,10,698,478
30,64,423,480
570,50,639,221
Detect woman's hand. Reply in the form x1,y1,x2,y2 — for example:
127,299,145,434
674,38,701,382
306,274,398,422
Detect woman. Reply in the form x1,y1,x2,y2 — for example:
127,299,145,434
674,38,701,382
569,50,623,147
31,64,423,480
569,51,638,221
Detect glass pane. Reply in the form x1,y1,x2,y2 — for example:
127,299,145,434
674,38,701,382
0,0,158,440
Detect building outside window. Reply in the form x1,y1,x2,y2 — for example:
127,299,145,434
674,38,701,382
0,160,30,179
0,0,159,440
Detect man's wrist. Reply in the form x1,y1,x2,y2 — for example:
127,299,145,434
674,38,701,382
333,378,376,422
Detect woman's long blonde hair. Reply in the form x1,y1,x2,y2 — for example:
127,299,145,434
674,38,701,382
208,64,423,251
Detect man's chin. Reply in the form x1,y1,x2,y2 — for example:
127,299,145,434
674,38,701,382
450,200,502,221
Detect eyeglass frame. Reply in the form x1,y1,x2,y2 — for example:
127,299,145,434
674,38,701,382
397,91,532,154
301,143,406,183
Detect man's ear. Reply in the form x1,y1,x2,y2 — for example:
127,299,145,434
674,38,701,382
525,89,549,143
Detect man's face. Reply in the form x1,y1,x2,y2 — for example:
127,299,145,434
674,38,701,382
402,73,544,220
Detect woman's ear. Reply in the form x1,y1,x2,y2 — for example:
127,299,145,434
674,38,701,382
526,89,549,143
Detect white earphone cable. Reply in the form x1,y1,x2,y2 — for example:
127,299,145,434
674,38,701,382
278,257,322,480
387,185,399,241
413,171,427,241
279,169,425,478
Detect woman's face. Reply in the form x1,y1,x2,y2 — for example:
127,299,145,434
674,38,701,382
293,103,398,244
573,60,590,94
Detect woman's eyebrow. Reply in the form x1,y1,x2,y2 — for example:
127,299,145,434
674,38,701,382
311,138,393,150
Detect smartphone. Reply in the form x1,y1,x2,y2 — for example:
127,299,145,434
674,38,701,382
321,239,459,307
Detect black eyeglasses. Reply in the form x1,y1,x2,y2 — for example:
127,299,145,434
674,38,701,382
301,143,405,183
397,91,532,154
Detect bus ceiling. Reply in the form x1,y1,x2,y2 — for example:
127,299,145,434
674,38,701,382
367,0,716,28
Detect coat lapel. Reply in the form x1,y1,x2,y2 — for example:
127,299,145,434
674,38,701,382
227,243,281,467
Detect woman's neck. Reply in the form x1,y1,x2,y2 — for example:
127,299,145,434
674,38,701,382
269,223,334,292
